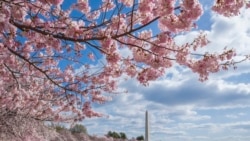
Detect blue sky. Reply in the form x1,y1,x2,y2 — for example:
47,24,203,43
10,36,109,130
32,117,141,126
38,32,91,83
65,1,250,141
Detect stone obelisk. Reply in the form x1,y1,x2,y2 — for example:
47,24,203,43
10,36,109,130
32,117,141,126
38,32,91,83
145,110,149,141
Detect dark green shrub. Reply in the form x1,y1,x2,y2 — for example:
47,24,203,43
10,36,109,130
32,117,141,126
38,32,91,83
136,135,144,141
107,131,120,138
54,125,66,132
120,132,127,139
70,124,87,134
107,131,127,139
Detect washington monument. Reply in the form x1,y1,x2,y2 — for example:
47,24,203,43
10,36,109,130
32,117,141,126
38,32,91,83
145,110,149,141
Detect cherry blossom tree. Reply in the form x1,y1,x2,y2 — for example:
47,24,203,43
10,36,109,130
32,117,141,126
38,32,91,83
0,0,249,129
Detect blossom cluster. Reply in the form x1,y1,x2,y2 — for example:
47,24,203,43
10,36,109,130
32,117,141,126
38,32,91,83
212,0,247,16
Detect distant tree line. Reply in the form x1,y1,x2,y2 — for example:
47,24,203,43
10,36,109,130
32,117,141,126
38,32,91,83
106,131,144,141
107,131,127,139
52,123,144,141
52,123,87,134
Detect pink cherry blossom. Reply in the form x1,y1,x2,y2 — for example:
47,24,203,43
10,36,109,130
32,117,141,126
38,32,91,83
0,1,249,139
119,0,134,7
212,0,245,16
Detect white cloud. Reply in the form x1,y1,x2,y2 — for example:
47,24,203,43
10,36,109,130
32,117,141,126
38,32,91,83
225,114,238,119
208,9,250,54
